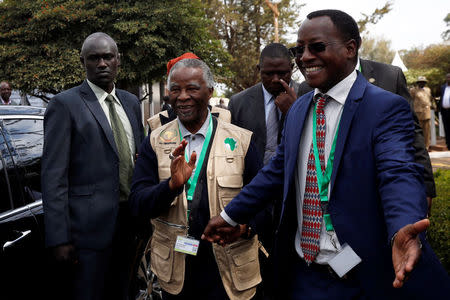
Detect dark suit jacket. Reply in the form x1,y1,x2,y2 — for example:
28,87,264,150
225,72,449,298
228,81,301,164
42,80,144,250
297,59,436,198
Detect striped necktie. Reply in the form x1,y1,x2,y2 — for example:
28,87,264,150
264,96,279,165
300,94,329,264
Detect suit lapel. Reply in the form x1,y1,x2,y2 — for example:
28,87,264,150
253,83,267,143
284,92,313,200
80,80,119,157
330,73,367,192
360,59,375,82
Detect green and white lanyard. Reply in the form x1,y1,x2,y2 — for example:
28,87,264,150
179,114,213,219
312,101,340,232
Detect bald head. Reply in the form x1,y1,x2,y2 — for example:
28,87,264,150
81,32,118,57
80,32,120,93
0,81,12,102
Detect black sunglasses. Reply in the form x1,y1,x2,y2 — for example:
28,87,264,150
289,41,342,57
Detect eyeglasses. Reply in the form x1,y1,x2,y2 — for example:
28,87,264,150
289,41,342,57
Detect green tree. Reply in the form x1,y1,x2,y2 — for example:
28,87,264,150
203,0,302,94
442,12,450,41
0,0,230,98
402,44,450,95
359,35,395,64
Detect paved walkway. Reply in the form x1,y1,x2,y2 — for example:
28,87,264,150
429,137,450,170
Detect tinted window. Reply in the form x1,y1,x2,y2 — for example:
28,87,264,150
2,118,43,201
0,123,23,212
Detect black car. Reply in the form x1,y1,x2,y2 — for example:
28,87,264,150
0,105,47,299
0,105,161,300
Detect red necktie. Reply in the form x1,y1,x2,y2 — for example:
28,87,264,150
300,94,328,264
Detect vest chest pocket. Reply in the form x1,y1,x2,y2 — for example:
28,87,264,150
150,233,174,283
217,175,243,210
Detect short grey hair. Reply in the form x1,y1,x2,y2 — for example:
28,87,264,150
167,59,214,89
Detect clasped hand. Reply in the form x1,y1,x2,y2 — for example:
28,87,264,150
201,216,247,246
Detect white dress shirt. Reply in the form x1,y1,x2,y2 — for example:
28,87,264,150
177,110,211,179
294,70,357,264
261,85,281,123
87,80,135,162
442,85,450,109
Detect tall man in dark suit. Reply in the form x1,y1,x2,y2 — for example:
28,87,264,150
297,55,436,215
440,73,450,149
203,9,449,299
42,32,144,300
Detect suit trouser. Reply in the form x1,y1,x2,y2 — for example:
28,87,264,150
441,108,450,148
286,254,365,300
72,203,137,300
418,119,431,149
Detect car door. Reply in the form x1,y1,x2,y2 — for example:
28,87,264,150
0,116,47,299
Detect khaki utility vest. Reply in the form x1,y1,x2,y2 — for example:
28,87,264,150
147,106,231,132
149,118,261,299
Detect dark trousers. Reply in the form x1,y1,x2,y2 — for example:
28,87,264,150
47,203,137,300
286,254,366,300
441,107,450,148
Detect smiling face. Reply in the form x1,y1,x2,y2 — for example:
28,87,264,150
295,16,357,93
80,36,120,93
259,56,293,96
169,67,213,133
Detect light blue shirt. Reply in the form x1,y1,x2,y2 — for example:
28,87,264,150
261,84,281,123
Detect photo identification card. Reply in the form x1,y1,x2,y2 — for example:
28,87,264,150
174,236,199,256
328,243,361,277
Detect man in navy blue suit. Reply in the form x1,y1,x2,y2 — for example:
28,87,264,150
42,32,144,300
203,9,449,299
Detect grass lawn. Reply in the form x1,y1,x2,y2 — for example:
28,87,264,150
428,169,450,272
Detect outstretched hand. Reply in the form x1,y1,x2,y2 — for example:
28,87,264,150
169,140,197,190
392,218,430,288
274,79,297,114
201,215,242,246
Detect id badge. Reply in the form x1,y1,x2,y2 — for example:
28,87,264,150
174,236,200,256
328,243,362,278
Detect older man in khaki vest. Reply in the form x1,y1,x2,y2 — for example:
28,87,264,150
130,58,264,300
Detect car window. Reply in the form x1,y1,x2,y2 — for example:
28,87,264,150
2,118,43,202
0,123,25,213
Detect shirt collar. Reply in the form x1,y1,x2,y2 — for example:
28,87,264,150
178,109,211,138
313,70,357,106
356,58,361,72
261,84,275,106
87,79,120,105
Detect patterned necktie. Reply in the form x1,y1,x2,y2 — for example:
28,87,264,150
264,97,279,165
105,95,133,202
300,94,329,264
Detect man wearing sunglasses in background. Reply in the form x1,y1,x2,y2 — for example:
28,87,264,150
295,32,436,218
203,9,449,299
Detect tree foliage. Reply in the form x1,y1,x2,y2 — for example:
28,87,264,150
203,0,302,94
0,0,230,97
442,13,450,41
357,1,392,35
359,35,395,64
402,44,450,95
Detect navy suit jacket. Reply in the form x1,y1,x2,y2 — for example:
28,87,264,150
42,80,144,250
224,73,449,298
